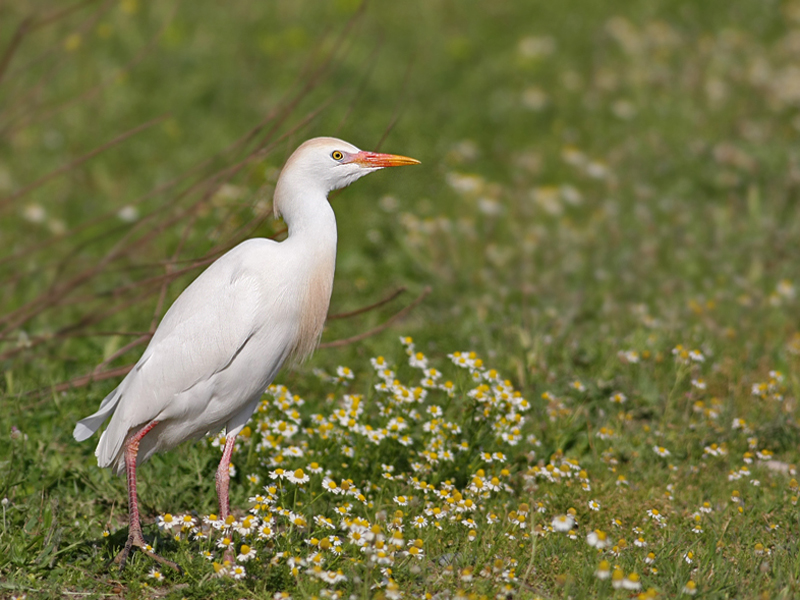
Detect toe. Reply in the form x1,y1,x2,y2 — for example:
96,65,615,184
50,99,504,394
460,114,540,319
111,532,182,574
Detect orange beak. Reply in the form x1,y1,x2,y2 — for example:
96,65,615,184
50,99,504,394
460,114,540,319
351,151,420,168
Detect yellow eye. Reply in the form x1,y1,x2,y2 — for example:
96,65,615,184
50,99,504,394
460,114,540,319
331,150,344,161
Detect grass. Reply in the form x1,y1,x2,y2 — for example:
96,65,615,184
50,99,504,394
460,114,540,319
2,0,800,598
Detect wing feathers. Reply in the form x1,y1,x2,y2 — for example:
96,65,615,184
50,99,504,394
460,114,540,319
84,239,288,469
73,388,122,442
74,237,330,473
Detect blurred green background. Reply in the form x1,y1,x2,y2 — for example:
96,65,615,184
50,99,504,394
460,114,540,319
2,0,797,380
2,0,800,596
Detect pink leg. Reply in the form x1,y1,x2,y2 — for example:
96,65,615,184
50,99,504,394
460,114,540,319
125,421,159,543
114,420,182,574
215,433,238,563
215,433,238,521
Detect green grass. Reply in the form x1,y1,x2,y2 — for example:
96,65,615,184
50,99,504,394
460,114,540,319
2,0,800,598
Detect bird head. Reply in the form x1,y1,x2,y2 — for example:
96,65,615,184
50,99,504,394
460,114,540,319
274,137,420,219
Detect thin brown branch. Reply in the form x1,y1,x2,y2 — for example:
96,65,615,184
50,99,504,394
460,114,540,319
0,16,33,86
375,52,416,151
47,364,133,396
327,287,406,320
246,2,365,156
0,0,104,89
69,330,150,338
92,334,150,375
0,0,115,132
5,1,177,135
0,167,196,269
319,286,431,349
0,159,241,334
0,273,172,360
27,0,104,33
332,36,384,134
0,114,169,210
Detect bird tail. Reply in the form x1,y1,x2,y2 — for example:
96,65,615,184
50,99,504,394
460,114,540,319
73,388,122,442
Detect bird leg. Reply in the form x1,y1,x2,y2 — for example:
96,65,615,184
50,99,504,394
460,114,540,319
113,420,183,574
215,433,238,563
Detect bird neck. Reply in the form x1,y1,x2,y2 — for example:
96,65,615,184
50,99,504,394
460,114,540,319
274,176,338,245
273,176,338,365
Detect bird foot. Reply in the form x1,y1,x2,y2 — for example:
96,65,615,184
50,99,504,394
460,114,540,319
113,530,183,575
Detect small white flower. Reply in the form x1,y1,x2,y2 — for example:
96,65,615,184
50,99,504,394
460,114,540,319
231,564,246,579
335,366,354,380
117,205,139,222
156,513,177,531
595,560,611,579
689,350,705,362
653,445,671,457
551,514,575,532
216,536,234,550
618,350,640,363
286,468,310,485
623,574,642,591
609,391,627,404
586,530,609,548
237,544,257,562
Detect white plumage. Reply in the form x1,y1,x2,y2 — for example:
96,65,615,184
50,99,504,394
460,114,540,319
73,137,418,571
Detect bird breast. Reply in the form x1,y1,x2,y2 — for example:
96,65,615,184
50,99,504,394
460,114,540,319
289,247,336,363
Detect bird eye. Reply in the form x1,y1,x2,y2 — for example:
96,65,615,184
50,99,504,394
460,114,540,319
331,150,344,161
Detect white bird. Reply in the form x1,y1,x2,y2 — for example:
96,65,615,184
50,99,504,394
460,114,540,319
73,137,419,572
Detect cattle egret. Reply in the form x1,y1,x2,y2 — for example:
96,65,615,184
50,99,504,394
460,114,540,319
73,137,419,572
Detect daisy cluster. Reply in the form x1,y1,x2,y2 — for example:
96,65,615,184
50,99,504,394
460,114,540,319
751,370,786,402
146,337,537,596
134,330,800,598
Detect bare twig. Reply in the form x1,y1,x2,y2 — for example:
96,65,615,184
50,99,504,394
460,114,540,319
327,287,406,320
0,114,170,210
0,16,33,86
0,0,102,90
92,334,151,375
5,1,179,135
374,51,416,151
24,0,103,33
47,364,133,395
319,286,431,349
0,0,115,133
